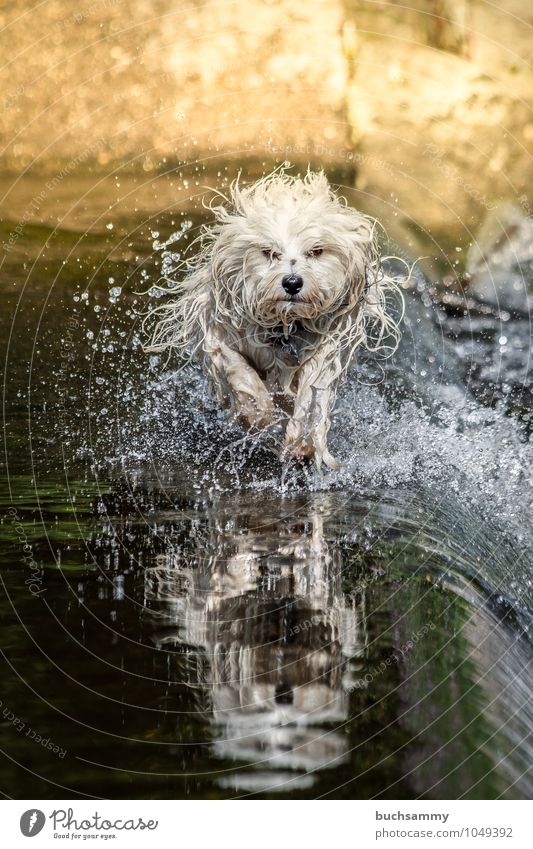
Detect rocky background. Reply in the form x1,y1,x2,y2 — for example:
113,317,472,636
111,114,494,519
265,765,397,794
1,0,532,265
0,0,349,172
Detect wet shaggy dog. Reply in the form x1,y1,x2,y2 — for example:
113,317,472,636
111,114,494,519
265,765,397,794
146,170,401,469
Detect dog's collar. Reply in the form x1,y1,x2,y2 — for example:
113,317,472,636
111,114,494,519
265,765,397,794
267,322,302,366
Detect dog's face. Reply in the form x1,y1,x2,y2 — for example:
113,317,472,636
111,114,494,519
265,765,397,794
210,171,377,327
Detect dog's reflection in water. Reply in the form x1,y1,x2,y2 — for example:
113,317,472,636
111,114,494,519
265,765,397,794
145,495,366,793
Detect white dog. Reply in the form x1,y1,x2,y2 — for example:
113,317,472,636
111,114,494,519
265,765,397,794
146,169,400,469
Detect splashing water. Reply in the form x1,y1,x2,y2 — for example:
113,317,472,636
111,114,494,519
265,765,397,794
3,178,532,799
111,300,530,525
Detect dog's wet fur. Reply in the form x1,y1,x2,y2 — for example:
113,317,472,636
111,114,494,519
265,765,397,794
146,169,401,469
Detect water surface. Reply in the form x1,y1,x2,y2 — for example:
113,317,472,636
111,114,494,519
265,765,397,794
1,171,531,799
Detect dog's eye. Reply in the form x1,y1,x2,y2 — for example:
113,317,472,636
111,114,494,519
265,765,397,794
262,249,281,261
306,247,323,258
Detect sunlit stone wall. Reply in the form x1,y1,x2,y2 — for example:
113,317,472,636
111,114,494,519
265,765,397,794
0,0,349,172
343,0,533,244
1,0,532,252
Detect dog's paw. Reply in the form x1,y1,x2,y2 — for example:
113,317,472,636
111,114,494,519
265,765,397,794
282,436,315,465
235,397,279,433
320,449,341,471
283,439,341,472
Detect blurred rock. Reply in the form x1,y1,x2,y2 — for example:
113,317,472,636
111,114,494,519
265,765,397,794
466,203,533,315
1,0,533,274
0,0,349,172
343,0,533,252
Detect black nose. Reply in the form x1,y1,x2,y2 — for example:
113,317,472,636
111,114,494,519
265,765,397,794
281,273,303,295
274,683,294,705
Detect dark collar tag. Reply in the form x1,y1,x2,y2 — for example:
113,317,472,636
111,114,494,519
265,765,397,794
276,336,300,365
268,324,302,365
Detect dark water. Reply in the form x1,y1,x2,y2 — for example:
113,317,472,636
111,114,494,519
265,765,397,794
1,171,532,799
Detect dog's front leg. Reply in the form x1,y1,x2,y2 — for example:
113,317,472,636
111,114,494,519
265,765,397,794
284,347,341,470
204,325,281,433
